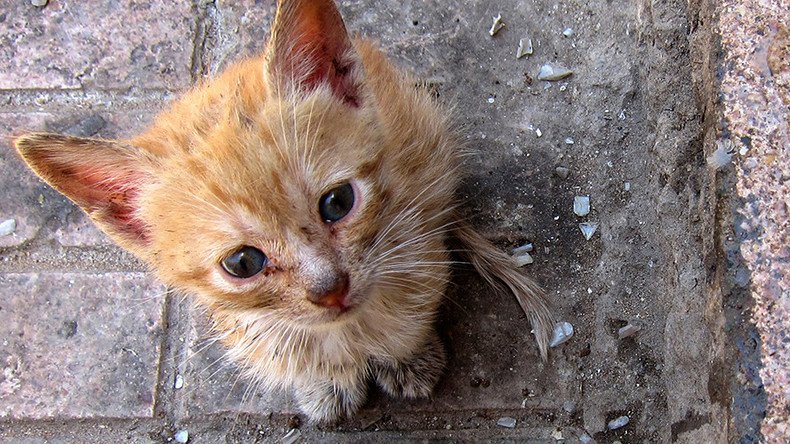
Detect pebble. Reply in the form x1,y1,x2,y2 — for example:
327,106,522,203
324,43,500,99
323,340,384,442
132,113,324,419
516,38,534,58
565,137,575,144
555,166,570,179
514,252,534,266
563,27,574,37
562,400,577,414
496,417,517,428
574,196,591,216
618,323,641,339
608,415,630,430
489,14,505,36
579,433,593,443
551,429,564,440
174,430,188,444
549,321,574,347
31,0,48,7
174,374,184,389
0,219,16,237
282,429,301,444
538,64,573,81
512,243,534,255
579,222,599,240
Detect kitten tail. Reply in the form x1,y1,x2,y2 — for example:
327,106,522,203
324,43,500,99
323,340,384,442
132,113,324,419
453,222,555,360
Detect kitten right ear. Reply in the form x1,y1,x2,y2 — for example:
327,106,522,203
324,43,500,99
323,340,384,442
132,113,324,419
15,133,156,254
264,0,360,106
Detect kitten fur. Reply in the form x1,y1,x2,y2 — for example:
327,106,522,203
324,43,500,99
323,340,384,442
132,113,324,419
14,0,553,422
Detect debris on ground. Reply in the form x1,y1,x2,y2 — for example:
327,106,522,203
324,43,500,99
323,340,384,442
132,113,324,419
517,38,533,58
618,323,641,339
574,196,590,216
579,222,599,240
0,219,16,237
608,415,630,430
174,430,189,444
489,14,505,36
549,321,574,347
537,64,573,81
496,417,517,428
282,428,302,444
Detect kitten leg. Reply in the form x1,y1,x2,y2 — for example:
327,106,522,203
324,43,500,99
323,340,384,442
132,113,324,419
372,330,446,398
294,368,368,423
452,222,555,360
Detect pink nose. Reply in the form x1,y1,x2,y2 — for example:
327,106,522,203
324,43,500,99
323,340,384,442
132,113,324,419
307,273,350,309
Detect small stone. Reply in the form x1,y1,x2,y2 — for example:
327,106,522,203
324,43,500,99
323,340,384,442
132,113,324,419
535,128,542,137
0,219,16,237
174,374,184,389
562,400,577,413
563,27,574,37
174,430,189,444
516,38,534,58
579,222,599,240
618,323,641,339
514,252,534,267
579,433,593,443
551,428,564,440
489,14,505,36
624,181,631,191
487,97,495,103
565,137,575,145
445,424,452,430
538,64,573,81
31,0,48,7
497,417,517,428
282,428,302,444
574,196,590,217
555,166,570,179
512,243,533,255
549,321,574,347
707,139,734,169
608,415,630,430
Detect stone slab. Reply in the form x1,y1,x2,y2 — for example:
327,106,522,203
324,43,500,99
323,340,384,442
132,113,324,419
0,272,166,419
0,1,196,90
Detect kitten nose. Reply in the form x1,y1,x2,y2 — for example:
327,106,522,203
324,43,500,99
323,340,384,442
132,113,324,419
306,272,350,309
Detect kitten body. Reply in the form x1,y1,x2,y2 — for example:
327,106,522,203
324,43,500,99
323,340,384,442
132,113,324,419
15,0,552,422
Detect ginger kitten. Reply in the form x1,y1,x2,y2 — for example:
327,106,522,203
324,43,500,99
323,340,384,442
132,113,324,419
15,0,553,422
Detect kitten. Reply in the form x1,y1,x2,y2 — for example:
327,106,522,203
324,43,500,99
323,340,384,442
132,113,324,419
14,0,553,422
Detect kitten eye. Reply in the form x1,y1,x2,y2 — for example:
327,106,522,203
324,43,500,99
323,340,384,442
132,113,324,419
319,182,355,223
221,246,267,278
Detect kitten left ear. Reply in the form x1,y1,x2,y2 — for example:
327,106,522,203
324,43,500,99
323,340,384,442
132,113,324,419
264,0,360,106
15,133,156,255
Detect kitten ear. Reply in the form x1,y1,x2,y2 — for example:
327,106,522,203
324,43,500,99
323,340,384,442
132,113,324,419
265,0,360,106
15,133,155,253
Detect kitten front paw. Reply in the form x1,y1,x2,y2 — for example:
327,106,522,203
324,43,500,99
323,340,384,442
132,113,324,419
295,375,368,423
373,332,446,398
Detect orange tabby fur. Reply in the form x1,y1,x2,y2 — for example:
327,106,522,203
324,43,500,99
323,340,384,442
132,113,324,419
15,0,553,422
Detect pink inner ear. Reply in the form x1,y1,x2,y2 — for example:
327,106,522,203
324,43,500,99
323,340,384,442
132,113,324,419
62,162,150,244
269,0,360,107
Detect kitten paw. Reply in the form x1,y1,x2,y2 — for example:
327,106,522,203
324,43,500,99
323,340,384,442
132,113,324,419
373,333,446,398
295,374,368,423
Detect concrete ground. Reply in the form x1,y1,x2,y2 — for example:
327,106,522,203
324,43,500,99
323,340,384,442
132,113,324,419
0,0,785,442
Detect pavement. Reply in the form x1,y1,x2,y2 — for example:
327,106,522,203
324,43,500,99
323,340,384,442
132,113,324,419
0,0,786,443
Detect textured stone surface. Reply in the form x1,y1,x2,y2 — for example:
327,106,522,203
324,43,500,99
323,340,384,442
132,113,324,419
0,1,196,90
0,272,165,419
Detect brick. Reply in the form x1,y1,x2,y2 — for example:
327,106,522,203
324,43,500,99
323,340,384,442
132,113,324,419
0,1,196,90
0,272,166,419
208,1,276,74
0,109,158,248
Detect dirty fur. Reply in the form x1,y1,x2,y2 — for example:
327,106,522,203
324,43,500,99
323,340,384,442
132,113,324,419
14,0,553,423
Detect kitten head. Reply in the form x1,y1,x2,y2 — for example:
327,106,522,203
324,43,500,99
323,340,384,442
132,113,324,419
15,0,460,328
